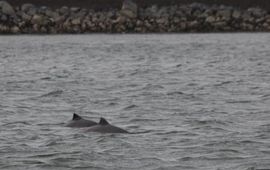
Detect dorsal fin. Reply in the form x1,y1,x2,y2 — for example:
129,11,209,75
72,113,82,120
99,117,109,125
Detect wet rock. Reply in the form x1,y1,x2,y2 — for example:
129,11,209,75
0,1,15,16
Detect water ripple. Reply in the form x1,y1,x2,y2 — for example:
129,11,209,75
0,34,270,170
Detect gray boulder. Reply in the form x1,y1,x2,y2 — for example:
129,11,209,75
21,3,36,16
31,14,44,25
217,9,232,21
0,14,7,21
247,7,267,18
205,16,216,23
21,12,32,21
10,26,20,33
70,7,80,13
0,1,15,16
59,6,69,15
232,10,241,19
242,11,252,21
71,18,81,25
120,0,137,19
21,3,34,12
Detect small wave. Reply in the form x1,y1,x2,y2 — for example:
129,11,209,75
226,100,252,104
40,77,52,80
213,81,233,87
261,93,270,98
107,102,118,106
216,149,241,154
142,84,164,90
129,130,152,134
192,119,228,126
39,90,64,98
130,118,166,122
123,104,139,110
167,91,184,96
2,121,31,126
29,153,60,158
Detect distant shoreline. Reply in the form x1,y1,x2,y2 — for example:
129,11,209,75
5,0,270,10
0,0,270,34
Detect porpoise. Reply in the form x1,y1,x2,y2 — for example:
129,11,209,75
86,117,128,133
66,113,97,128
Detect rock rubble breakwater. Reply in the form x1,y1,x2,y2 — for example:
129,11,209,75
1,0,270,34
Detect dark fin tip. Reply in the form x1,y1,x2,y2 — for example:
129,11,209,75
99,117,109,125
73,113,82,120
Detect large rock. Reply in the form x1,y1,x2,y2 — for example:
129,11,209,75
144,5,158,17
189,2,207,11
157,6,170,18
10,26,20,33
156,17,169,25
21,12,32,21
71,18,81,25
0,1,15,16
0,14,7,21
21,3,34,12
21,3,36,16
54,15,65,24
232,10,241,19
70,7,80,13
217,9,232,21
242,11,252,21
59,6,69,15
31,14,44,25
45,9,59,19
247,7,267,18
205,16,216,23
120,0,137,19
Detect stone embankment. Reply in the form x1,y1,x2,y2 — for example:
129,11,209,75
0,0,270,33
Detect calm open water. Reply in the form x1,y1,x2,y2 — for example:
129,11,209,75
0,34,270,170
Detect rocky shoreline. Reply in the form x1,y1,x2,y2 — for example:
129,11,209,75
0,0,270,34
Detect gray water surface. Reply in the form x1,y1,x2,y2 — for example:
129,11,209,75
0,34,270,170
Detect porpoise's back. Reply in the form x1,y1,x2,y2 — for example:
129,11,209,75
86,117,128,133
66,113,97,128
